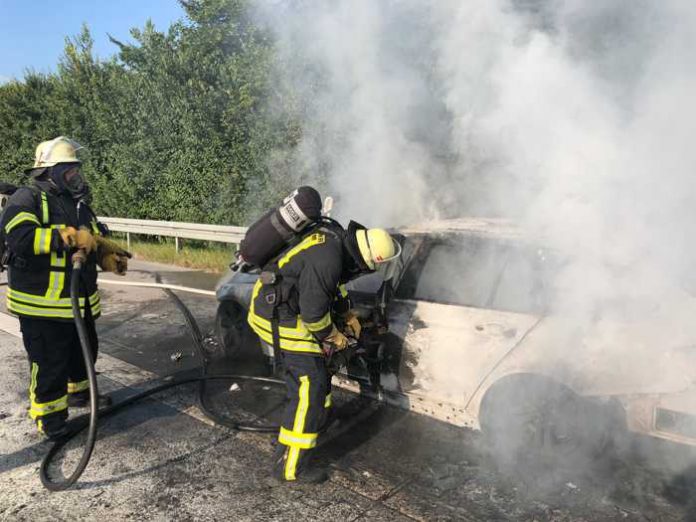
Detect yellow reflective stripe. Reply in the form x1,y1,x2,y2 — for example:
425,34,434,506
9,301,75,319
67,380,89,393
29,362,38,406
29,363,68,419
250,326,323,354
33,228,52,254
305,312,332,332
9,288,74,308
45,271,65,300
339,284,348,298
49,225,67,268
5,212,40,233
30,395,68,418
324,393,332,408
40,192,49,225
294,375,310,434
278,427,319,448
278,233,325,268
285,447,300,481
8,288,99,308
249,317,315,342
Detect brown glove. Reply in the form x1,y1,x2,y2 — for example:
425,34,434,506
58,226,96,255
323,326,349,352
343,310,362,339
98,252,128,276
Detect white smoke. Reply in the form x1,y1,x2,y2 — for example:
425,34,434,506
260,0,696,315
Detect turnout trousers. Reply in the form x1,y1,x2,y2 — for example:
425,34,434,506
275,351,332,481
18,305,99,434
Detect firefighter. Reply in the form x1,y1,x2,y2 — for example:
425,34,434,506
1,137,129,440
247,220,400,483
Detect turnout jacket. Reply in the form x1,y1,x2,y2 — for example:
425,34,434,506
247,228,348,356
1,184,101,320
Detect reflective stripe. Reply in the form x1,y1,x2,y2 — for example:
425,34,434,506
8,288,99,308
45,271,65,301
305,312,332,333
339,284,348,298
9,301,75,319
250,325,323,354
8,290,101,319
68,380,89,393
278,233,325,268
33,228,51,254
285,447,300,481
248,280,323,354
50,225,67,268
278,427,319,448
10,288,74,308
324,393,332,408
283,375,313,480
29,362,67,419
5,212,40,233
40,192,49,225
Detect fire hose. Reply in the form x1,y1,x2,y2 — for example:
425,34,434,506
39,253,285,491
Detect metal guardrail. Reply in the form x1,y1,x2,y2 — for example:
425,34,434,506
98,217,247,251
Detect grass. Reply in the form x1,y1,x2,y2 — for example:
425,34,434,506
111,235,234,273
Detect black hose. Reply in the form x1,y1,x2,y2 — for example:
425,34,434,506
40,265,283,491
40,256,101,491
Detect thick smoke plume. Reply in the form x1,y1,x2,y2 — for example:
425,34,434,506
260,0,696,320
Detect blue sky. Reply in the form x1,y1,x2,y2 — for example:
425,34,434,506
0,0,185,82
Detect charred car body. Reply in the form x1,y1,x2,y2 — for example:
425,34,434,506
216,218,696,461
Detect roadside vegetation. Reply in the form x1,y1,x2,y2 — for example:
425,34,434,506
0,0,303,226
111,235,233,273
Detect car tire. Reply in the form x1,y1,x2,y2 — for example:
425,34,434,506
479,374,621,473
214,300,248,359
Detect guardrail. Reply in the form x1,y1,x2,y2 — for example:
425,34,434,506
98,217,247,252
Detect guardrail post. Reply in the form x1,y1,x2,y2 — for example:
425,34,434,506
127,232,131,251
175,237,180,254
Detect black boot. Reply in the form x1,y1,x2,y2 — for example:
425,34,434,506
37,416,69,442
67,391,113,409
271,444,329,484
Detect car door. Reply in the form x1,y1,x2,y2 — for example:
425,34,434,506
387,235,543,408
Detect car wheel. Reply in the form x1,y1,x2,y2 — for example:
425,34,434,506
214,300,248,359
479,374,619,472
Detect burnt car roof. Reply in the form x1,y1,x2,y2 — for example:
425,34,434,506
397,217,525,241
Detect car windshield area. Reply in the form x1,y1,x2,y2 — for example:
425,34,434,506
395,235,557,315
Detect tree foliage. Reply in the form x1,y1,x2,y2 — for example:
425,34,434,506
0,0,297,224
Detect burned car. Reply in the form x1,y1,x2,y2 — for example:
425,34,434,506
216,218,696,462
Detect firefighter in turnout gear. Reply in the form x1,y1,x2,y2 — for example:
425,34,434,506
247,219,400,483
1,137,128,440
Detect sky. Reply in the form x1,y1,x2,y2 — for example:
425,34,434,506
0,0,185,82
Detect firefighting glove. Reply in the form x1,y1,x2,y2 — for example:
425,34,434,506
58,226,97,255
98,252,128,276
343,310,362,339
323,326,349,352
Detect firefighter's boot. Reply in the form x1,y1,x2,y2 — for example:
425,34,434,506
271,444,328,484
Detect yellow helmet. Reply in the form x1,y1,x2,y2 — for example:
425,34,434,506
356,228,401,270
33,136,83,168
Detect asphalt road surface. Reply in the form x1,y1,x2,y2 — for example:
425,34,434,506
1,261,695,521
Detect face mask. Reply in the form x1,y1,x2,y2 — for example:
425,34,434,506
50,164,89,200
